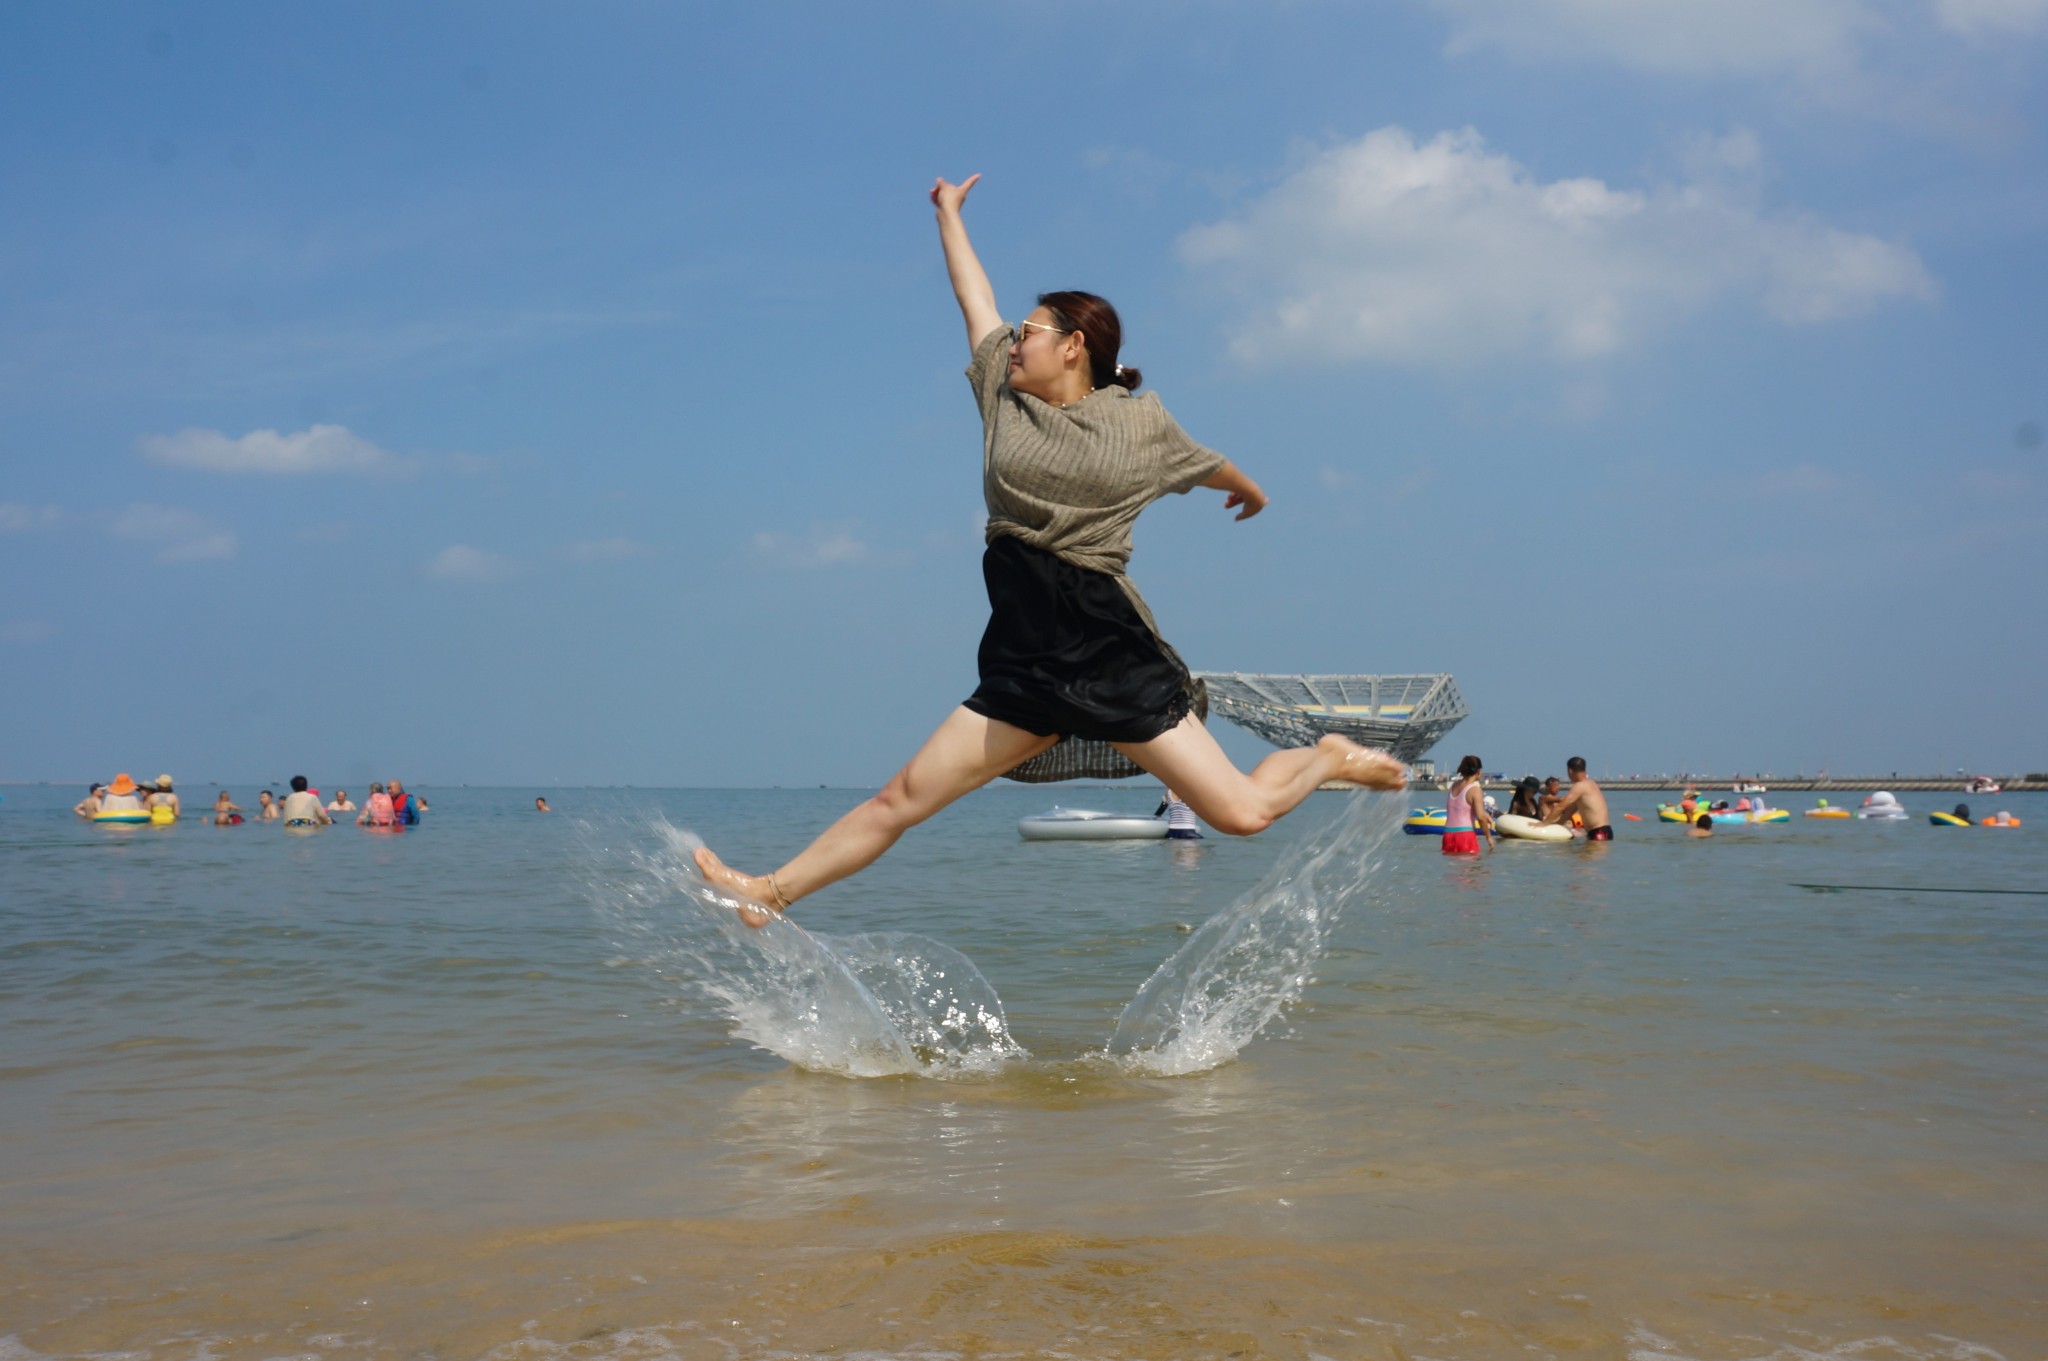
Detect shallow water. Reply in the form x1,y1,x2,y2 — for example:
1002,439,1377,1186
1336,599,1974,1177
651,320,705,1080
2,783,2044,1358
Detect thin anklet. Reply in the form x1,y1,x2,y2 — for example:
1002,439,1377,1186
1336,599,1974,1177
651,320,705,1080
766,873,792,912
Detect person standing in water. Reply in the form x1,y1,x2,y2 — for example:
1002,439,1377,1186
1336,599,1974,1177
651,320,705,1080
1442,755,1494,855
1155,788,1202,840
357,783,398,827
693,173,1406,921
1543,756,1613,840
147,775,180,820
389,781,427,824
280,775,331,827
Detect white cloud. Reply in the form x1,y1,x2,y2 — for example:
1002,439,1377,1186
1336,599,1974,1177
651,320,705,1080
424,544,517,583
560,537,656,562
0,503,61,533
1179,126,1936,369
109,504,237,562
748,521,873,569
0,618,54,646
138,423,408,476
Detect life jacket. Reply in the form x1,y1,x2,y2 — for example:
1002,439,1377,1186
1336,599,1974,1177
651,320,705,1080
364,792,397,826
392,791,420,825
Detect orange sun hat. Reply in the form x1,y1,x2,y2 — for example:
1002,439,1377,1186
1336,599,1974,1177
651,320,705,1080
108,773,138,796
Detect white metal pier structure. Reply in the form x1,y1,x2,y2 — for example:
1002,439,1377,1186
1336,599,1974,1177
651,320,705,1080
1195,672,1469,766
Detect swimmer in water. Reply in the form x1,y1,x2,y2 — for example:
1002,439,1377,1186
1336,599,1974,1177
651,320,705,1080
211,790,244,825
1543,757,1613,841
535,796,552,813
280,775,331,827
692,173,1406,923
1442,755,1494,855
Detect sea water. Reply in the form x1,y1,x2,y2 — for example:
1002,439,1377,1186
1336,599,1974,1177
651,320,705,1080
1,783,2044,1359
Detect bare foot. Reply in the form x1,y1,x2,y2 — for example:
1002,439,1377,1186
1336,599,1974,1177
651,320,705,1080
1323,736,1408,791
692,846,782,928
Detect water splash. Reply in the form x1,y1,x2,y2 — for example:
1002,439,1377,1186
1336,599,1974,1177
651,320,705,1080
1107,792,1402,1076
596,823,1025,1078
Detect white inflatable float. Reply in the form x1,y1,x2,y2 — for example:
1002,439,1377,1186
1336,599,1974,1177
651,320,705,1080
1494,813,1573,843
1018,807,1170,841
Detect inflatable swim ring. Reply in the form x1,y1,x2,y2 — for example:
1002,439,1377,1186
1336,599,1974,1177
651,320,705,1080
1661,805,1788,825
1980,816,2022,827
1402,808,1450,835
1495,813,1571,842
1018,808,1169,841
92,809,151,825
1805,807,1851,819
1928,811,1970,827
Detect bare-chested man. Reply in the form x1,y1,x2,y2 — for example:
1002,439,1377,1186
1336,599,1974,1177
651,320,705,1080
1543,756,1613,841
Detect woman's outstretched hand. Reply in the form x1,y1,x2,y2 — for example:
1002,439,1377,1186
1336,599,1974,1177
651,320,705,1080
1224,484,1269,521
1202,461,1270,521
931,173,981,215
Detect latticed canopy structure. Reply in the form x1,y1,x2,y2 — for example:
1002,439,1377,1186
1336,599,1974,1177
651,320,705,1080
1195,672,1469,766
998,672,1467,782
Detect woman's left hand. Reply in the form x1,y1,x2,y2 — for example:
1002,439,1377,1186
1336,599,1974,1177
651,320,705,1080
1223,484,1268,521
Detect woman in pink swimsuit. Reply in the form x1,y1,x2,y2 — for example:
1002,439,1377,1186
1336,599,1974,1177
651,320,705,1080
1442,755,1493,856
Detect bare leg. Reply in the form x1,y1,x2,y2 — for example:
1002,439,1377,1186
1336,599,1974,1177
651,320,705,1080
1112,715,1404,837
694,706,1057,922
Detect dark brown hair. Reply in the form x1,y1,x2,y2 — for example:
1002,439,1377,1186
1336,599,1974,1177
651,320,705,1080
1038,290,1141,392
1456,754,1483,778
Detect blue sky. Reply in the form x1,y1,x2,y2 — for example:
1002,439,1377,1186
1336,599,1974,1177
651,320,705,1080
4,1,2044,788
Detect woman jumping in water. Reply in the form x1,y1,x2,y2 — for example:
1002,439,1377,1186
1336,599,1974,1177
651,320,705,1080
694,173,1406,921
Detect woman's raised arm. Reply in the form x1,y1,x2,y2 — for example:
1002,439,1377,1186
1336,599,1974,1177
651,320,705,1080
932,174,1004,352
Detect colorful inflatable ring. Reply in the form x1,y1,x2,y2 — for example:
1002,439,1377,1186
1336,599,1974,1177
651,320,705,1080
1928,811,1971,827
1403,808,1451,835
92,809,151,825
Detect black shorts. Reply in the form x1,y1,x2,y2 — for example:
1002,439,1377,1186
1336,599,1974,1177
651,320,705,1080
1586,825,1614,842
962,536,1193,744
